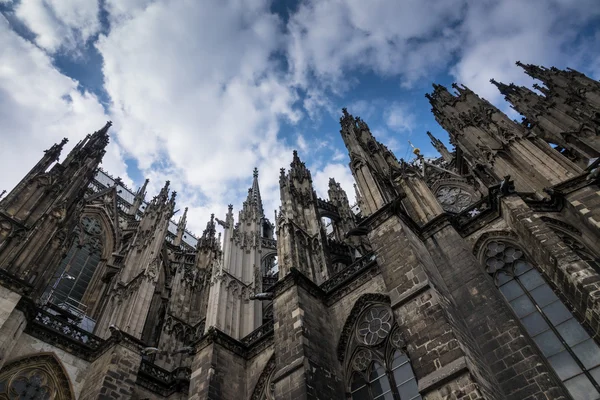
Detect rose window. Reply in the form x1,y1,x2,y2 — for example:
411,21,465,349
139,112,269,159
357,307,392,346
435,186,473,213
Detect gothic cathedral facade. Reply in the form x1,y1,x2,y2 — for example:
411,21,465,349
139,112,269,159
0,63,599,400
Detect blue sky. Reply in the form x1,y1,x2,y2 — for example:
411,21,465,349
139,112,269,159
1,0,599,235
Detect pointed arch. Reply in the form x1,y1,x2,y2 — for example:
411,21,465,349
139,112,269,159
250,354,276,400
0,353,75,400
337,293,391,362
339,296,421,400
474,231,600,398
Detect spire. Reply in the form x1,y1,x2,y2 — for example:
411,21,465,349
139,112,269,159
157,181,170,203
129,178,149,216
174,206,188,246
62,121,111,166
426,131,453,162
287,150,312,184
178,207,188,229
426,83,457,111
490,78,515,96
197,214,217,251
250,167,263,215
43,138,68,163
515,61,550,81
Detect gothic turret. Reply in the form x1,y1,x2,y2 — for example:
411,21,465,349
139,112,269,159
0,122,112,296
95,180,176,338
427,131,453,162
491,66,600,168
426,83,581,193
205,168,271,339
173,207,188,247
339,109,402,217
129,178,149,217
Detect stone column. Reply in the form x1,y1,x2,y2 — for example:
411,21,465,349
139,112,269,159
0,308,26,370
188,329,245,400
79,335,142,400
0,285,21,329
271,271,344,400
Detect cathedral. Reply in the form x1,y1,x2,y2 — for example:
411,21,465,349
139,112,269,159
0,62,599,400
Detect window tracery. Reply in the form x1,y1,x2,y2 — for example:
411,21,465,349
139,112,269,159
0,354,74,400
483,240,600,399
435,186,473,213
345,304,421,400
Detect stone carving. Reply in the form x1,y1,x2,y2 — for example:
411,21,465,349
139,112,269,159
436,186,473,213
352,348,372,371
356,306,393,346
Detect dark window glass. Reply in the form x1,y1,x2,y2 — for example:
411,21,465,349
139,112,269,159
485,240,600,399
350,351,421,400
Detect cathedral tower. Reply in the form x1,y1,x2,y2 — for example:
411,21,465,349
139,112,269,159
0,122,111,296
426,83,581,194
490,63,600,168
205,168,274,339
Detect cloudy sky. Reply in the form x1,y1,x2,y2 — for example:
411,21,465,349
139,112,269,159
1,0,599,235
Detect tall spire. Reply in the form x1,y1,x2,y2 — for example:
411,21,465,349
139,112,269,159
427,131,453,162
129,178,149,216
174,206,188,247
43,138,68,164
250,167,263,215
489,78,515,96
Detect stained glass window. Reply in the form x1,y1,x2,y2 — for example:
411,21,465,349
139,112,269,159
485,240,600,399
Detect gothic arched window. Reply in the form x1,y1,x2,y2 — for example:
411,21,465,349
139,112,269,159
484,240,600,399
0,354,75,400
46,216,104,315
346,305,421,400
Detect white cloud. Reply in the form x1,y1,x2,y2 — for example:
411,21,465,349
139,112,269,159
384,102,415,133
312,162,356,205
286,0,463,90
3,0,600,237
0,15,129,194
451,0,600,107
14,0,100,53
93,0,302,230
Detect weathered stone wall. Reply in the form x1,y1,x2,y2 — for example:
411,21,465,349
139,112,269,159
6,333,90,397
0,309,26,370
566,185,600,236
188,340,246,400
245,347,274,397
367,215,487,399
272,276,345,399
423,220,567,399
79,341,142,400
0,286,21,328
501,194,600,335
328,272,386,334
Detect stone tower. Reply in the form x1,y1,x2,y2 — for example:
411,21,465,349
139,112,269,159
0,122,111,297
204,168,276,339
490,62,600,169
426,83,582,194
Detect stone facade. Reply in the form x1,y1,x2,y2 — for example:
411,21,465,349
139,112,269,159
0,63,599,399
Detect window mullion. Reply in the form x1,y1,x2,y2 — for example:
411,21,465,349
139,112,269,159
514,274,600,393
